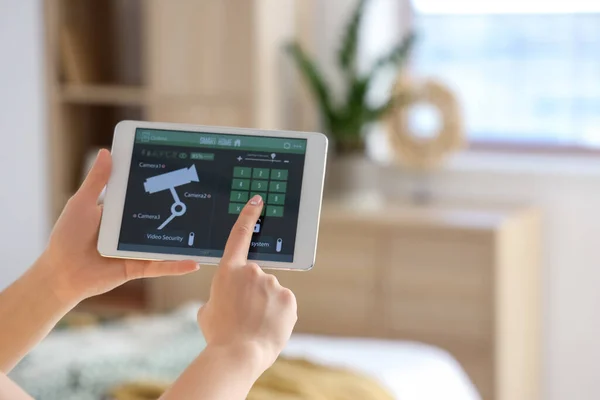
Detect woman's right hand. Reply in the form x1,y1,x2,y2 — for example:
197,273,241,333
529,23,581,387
197,194,297,374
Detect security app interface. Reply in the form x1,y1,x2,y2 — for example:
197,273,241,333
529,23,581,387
117,128,307,262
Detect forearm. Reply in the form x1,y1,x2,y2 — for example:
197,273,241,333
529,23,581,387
0,373,34,399
160,343,263,400
0,256,77,372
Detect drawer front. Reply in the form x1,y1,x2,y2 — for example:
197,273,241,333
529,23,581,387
280,226,379,287
462,357,494,400
386,294,493,340
389,234,493,296
273,228,380,336
385,235,494,341
283,282,376,337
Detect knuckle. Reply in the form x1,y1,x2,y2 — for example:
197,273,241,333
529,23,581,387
280,287,296,305
241,203,260,216
233,223,253,236
246,262,262,278
265,274,279,288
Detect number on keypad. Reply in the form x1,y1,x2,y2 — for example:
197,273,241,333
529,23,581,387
271,169,288,180
252,180,268,191
253,168,270,179
230,191,249,202
269,181,287,193
234,167,252,178
268,193,285,205
267,205,284,217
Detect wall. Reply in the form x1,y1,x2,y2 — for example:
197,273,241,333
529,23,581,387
0,0,47,289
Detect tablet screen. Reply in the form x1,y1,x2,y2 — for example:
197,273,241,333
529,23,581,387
117,128,307,262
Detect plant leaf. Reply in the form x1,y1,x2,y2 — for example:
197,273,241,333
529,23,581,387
285,42,337,131
369,32,416,76
337,0,367,75
342,76,370,136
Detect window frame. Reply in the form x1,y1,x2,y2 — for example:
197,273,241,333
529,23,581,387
411,2,600,153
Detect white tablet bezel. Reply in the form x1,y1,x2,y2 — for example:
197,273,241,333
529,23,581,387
98,120,328,271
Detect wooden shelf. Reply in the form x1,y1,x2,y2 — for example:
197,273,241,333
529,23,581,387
60,84,148,106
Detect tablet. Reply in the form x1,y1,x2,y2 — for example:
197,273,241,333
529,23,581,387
98,120,328,271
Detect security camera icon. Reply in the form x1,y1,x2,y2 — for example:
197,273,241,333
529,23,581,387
144,165,199,230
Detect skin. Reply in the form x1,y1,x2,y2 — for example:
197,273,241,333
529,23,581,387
0,149,297,399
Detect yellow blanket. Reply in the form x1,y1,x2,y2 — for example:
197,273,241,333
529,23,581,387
248,358,394,400
110,357,394,400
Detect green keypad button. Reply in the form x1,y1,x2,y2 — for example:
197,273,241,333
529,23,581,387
270,169,288,180
232,179,250,190
250,193,267,215
233,167,252,178
230,191,249,202
252,168,270,179
228,203,245,214
269,181,287,193
266,205,284,217
268,193,285,205
250,192,267,201
251,180,269,191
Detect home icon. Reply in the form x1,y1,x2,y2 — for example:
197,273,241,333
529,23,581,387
234,139,241,147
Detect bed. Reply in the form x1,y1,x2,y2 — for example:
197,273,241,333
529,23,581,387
9,303,480,400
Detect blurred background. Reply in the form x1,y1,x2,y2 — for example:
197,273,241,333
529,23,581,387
1,1,600,400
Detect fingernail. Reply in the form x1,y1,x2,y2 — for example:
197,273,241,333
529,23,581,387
249,194,263,206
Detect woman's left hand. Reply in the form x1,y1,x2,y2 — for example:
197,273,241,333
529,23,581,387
40,149,199,305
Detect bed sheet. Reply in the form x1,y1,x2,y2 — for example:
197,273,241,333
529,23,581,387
284,334,481,400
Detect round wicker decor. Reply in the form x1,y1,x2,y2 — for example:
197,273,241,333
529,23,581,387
387,78,464,169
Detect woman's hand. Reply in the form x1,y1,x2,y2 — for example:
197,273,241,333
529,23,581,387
40,149,199,305
198,194,298,375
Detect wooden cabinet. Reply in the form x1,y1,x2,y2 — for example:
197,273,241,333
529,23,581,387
149,203,540,400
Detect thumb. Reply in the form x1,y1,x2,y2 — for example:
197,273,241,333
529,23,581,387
77,149,112,203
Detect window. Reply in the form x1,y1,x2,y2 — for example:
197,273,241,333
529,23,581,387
411,0,600,148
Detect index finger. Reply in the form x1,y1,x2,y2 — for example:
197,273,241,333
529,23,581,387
221,194,264,267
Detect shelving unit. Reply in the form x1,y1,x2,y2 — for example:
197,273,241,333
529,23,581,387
44,0,299,311
60,85,148,106
45,0,300,221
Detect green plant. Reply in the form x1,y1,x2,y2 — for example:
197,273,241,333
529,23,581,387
286,0,415,154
